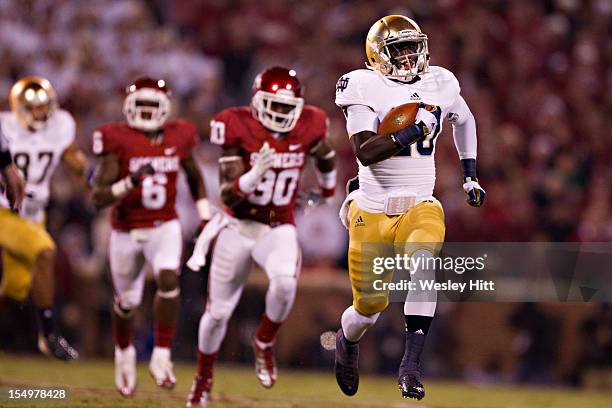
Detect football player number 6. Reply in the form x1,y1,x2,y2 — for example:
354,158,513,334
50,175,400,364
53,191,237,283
142,174,167,209
251,169,299,206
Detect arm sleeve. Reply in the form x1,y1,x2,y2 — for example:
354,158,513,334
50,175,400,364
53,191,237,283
448,95,477,160
345,104,379,136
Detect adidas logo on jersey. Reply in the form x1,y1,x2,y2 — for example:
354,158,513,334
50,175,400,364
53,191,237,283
410,92,421,100
355,215,365,227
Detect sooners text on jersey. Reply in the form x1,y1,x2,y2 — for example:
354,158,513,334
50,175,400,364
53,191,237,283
93,120,197,230
210,105,328,226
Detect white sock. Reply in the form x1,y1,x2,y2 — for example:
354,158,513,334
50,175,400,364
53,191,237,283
341,306,380,342
404,249,437,317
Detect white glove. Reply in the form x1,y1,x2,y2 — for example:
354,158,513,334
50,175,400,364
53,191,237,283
252,142,276,177
462,177,486,207
415,105,441,148
238,142,276,193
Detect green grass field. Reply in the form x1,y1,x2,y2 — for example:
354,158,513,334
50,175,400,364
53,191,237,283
0,354,610,408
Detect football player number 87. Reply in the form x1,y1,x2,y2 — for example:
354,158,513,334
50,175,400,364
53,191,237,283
250,169,299,206
142,174,167,209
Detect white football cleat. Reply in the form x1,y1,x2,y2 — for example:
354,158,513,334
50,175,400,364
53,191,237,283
149,346,177,389
115,345,137,397
186,375,212,407
252,338,277,388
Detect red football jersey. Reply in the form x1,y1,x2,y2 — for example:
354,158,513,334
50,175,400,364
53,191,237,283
210,105,328,226
92,120,197,230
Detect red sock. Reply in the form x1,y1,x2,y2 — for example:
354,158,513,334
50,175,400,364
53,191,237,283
197,351,217,378
155,321,176,348
113,327,132,350
255,314,282,344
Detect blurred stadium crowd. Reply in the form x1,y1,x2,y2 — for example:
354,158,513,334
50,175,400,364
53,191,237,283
0,0,610,386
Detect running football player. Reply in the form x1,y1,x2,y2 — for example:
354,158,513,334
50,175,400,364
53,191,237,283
186,67,337,407
90,78,210,397
0,76,86,361
334,15,485,400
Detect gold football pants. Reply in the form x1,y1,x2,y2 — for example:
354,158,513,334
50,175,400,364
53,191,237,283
347,200,445,316
0,208,55,301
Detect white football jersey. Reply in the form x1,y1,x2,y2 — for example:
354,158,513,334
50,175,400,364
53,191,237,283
0,110,75,222
335,66,468,212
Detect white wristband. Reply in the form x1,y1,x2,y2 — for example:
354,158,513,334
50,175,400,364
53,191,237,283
316,168,337,189
238,168,261,194
110,177,134,198
196,198,211,220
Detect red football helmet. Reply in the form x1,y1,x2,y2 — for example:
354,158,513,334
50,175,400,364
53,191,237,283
252,67,304,133
123,77,171,131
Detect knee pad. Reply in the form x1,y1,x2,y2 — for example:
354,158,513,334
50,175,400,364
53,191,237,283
269,275,297,300
3,281,31,302
354,295,389,316
265,275,297,322
207,299,236,323
114,289,143,311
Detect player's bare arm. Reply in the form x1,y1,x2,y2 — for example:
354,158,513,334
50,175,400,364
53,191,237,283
0,163,25,210
349,130,403,167
309,138,336,173
90,153,121,209
90,152,155,209
219,147,246,209
181,152,212,222
62,143,89,179
309,138,337,198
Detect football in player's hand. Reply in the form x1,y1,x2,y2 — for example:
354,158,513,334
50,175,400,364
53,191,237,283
378,103,419,134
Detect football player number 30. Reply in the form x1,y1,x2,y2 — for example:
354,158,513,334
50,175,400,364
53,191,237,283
251,169,299,206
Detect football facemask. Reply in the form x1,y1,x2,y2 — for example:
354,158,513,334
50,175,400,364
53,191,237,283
366,15,430,82
123,88,170,132
252,89,304,133
378,34,429,80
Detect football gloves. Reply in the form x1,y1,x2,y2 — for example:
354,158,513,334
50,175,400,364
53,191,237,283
252,142,276,178
394,104,441,148
129,162,155,186
415,104,441,139
462,176,486,207
238,142,276,194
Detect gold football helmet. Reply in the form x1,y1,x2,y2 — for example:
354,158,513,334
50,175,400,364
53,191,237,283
365,15,429,81
9,76,58,131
